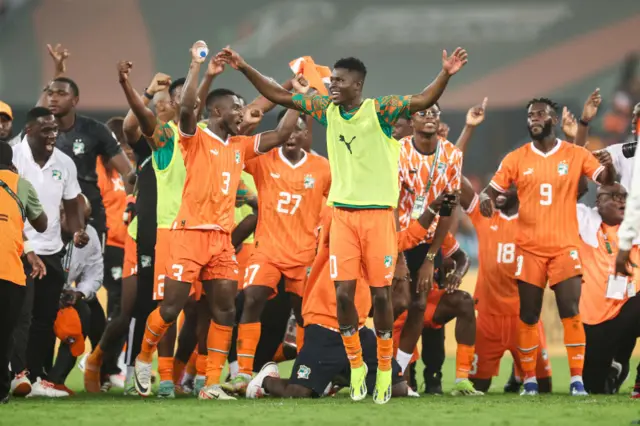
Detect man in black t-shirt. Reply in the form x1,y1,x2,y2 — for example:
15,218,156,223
44,77,135,243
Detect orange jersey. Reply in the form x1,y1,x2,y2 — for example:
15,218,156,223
490,140,604,256
466,194,520,316
96,157,127,248
175,127,261,232
245,148,331,266
398,137,462,241
302,215,429,330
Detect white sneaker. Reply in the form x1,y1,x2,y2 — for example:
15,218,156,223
133,359,153,396
10,371,31,397
109,373,126,389
77,353,88,373
27,378,69,398
198,384,236,400
407,387,421,398
246,362,279,399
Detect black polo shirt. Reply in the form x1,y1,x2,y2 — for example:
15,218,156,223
55,114,122,235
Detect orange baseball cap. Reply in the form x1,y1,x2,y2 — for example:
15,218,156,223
54,307,85,357
0,101,12,119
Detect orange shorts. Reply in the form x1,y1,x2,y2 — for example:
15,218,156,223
392,288,445,364
242,249,310,297
165,229,239,285
154,228,204,301
122,233,137,279
236,241,255,289
329,207,396,287
514,246,582,288
470,313,552,380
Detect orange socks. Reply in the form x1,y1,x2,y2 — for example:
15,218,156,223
272,344,286,363
158,357,173,383
376,335,393,372
205,321,233,386
88,344,104,365
455,344,475,380
237,322,261,376
296,325,305,353
196,353,207,377
139,309,173,363
562,315,585,377
517,319,540,381
341,332,364,369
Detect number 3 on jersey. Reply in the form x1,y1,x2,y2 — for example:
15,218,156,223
540,183,552,205
277,191,302,215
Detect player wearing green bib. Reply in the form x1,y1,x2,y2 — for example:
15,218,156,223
218,46,468,404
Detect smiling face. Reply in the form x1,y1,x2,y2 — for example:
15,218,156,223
27,114,58,153
412,105,441,137
527,102,557,141
212,94,243,136
329,68,362,106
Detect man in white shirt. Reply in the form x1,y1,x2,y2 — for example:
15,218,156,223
605,102,640,192
9,107,88,397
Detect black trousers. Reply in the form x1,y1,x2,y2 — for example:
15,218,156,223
103,245,124,319
0,279,26,398
404,243,446,380
584,295,640,394
8,258,34,375
18,252,66,381
49,300,91,385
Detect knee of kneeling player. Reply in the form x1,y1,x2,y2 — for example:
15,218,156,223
455,291,475,317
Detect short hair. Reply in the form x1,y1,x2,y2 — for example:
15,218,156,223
168,78,186,99
106,116,125,142
0,141,13,166
26,107,53,125
526,98,559,114
276,109,307,125
205,88,237,110
333,57,367,80
52,77,79,97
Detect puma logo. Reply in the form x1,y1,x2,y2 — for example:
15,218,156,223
338,135,356,154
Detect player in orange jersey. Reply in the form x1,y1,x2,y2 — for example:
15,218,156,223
223,106,330,393
460,177,551,393
395,103,463,380
242,189,456,399
479,94,614,396
133,40,301,400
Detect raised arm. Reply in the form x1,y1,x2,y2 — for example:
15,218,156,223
216,47,299,110
122,72,170,145
408,48,468,114
455,98,487,154
37,44,68,107
575,89,602,148
179,41,208,136
118,61,158,141
196,58,225,120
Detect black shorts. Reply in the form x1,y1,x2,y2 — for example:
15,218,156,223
289,325,403,396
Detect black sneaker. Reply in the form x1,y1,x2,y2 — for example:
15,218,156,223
503,365,522,393
0,395,9,404
408,363,418,392
424,372,443,395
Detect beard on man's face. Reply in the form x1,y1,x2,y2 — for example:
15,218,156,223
528,119,553,141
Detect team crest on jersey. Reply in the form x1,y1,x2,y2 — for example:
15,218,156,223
437,162,447,175
73,139,85,155
306,266,312,277
557,160,569,176
569,250,579,260
304,174,315,189
235,150,241,164
52,170,62,181
384,255,393,268
141,255,152,268
111,266,123,280
297,365,311,379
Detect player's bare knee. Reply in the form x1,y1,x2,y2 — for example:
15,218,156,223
283,384,313,398
371,289,391,312
335,287,353,311
159,303,181,323
408,291,427,313
556,297,579,319
519,310,539,325
456,291,475,317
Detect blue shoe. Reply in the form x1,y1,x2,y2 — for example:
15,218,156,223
520,381,539,396
570,381,588,396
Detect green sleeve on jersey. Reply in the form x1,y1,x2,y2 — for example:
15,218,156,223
152,122,175,171
17,177,44,220
374,95,412,138
292,94,330,126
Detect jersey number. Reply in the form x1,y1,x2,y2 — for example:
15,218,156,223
244,264,260,288
277,191,302,215
156,274,165,299
496,243,515,264
221,172,231,195
540,183,552,205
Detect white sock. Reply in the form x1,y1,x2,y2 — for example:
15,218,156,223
228,361,239,379
395,349,412,374
514,375,522,384
125,366,134,382
523,376,537,385
570,375,583,384
195,374,206,382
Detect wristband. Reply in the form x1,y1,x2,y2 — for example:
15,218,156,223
578,118,589,127
425,252,436,262
427,206,437,216
143,89,153,100
23,240,34,254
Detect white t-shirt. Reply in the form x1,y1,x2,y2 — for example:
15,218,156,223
606,141,634,191
12,139,82,255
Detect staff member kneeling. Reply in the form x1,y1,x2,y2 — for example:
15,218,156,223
579,182,640,394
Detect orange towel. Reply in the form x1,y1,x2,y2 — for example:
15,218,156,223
289,56,331,95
